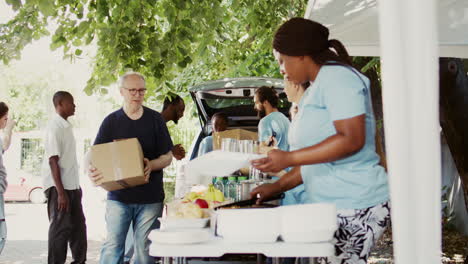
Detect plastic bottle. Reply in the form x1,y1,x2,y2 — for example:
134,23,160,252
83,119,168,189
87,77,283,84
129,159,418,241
214,177,224,196
237,176,248,201
226,176,237,200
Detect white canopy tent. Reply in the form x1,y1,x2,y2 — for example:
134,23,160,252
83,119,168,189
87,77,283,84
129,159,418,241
305,0,468,263
305,0,468,58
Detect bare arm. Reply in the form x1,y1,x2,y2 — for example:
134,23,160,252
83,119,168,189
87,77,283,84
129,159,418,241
49,156,69,212
149,151,173,171
276,166,303,191
2,119,15,151
251,166,303,203
253,115,366,172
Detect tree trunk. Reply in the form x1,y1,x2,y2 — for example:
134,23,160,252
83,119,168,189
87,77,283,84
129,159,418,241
439,58,468,212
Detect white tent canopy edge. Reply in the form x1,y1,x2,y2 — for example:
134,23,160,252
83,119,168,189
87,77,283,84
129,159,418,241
305,0,468,58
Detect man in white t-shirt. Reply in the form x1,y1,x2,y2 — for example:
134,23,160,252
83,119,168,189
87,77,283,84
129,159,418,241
42,91,86,264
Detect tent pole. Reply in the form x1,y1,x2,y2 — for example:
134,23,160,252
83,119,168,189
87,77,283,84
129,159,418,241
377,0,441,263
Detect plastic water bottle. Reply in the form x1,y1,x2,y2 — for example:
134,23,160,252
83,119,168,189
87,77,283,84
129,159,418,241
237,176,248,201
214,177,224,196
226,176,237,201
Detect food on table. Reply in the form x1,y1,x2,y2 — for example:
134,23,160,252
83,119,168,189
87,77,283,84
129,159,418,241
218,203,278,210
184,191,203,201
194,198,209,209
168,202,204,219
202,184,225,202
183,184,225,203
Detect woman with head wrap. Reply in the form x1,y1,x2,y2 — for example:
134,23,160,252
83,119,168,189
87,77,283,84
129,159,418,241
251,18,390,264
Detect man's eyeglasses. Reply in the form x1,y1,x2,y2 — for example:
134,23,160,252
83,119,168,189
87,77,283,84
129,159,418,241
124,88,147,95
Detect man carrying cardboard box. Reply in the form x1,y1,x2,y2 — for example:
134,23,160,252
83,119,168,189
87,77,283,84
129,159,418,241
42,91,87,264
88,72,173,264
124,93,187,264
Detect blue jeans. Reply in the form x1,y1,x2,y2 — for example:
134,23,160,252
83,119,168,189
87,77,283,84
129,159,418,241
100,200,163,264
124,216,161,262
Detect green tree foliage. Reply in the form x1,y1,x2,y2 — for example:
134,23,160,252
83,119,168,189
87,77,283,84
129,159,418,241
2,74,53,131
1,0,308,99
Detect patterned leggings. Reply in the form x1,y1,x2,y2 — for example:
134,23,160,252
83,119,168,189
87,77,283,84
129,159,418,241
318,201,391,264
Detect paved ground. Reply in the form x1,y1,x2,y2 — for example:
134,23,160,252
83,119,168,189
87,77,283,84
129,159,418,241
0,186,108,264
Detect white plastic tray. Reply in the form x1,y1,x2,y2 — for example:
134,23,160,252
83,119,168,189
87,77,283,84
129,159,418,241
184,150,265,185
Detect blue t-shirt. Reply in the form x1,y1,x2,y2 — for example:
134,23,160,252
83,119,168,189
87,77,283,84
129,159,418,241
94,106,173,204
290,64,389,209
258,112,290,152
197,136,213,157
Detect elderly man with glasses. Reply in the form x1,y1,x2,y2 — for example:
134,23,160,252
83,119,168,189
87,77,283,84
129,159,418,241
88,72,173,264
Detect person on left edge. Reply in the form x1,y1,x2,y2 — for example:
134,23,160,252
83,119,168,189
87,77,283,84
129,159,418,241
88,72,173,264
42,91,87,264
0,102,11,255
1,103,15,153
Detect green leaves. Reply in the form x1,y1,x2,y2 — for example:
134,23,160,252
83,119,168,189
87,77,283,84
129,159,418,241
38,0,56,17
5,0,22,11
360,57,380,73
1,0,308,99
0,5,49,64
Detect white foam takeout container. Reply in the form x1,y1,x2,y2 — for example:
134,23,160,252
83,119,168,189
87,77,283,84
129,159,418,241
280,203,337,243
215,203,337,243
216,207,280,243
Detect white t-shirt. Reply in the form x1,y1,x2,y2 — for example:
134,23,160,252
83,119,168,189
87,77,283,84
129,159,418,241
41,113,80,191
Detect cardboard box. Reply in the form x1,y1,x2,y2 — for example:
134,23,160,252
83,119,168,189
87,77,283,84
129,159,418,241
90,138,147,191
212,129,258,150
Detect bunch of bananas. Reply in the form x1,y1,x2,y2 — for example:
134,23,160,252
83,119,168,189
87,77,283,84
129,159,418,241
183,184,224,202
202,184,225,202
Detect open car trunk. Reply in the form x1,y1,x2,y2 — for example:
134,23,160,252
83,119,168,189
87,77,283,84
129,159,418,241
189,77,290,132
188,77,290,159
